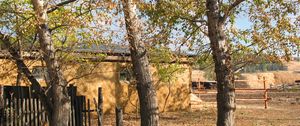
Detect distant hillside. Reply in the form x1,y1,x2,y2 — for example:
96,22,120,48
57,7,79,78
239,60,300,73
285,61,300,72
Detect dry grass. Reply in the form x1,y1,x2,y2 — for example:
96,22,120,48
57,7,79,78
102,103,300,126
101,92,300,126
273,71,300,85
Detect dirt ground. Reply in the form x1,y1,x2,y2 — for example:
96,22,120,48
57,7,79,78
102,91,300,126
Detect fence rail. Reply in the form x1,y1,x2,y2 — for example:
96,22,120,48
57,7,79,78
235,77,270,109
192,77,272,109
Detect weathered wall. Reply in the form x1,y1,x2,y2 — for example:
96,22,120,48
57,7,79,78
0,59,46,86
0,59,191,113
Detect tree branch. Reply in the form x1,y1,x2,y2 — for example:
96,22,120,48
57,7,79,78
178,16,207,24
47,0,76,13
49,24,69,32
220,0,245,22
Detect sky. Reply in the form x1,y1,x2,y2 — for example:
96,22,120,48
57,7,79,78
235,15,252,30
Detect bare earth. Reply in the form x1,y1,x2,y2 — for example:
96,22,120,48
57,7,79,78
102,91,300,126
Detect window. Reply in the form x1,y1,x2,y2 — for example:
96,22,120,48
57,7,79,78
32,66,48,80
119,68,133,82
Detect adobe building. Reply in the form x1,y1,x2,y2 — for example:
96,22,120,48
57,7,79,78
0,45,194,113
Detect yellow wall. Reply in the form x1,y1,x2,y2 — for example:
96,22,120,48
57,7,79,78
0,59,191,113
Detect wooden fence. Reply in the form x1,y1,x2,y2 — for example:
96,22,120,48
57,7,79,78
234,78,271,109
192,78,272,109
0,85,103,126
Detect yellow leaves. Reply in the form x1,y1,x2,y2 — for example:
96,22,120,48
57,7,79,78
107,2,117,10
289,36,300,44
251,31,261,43
230,26,238,36
149,47,174,63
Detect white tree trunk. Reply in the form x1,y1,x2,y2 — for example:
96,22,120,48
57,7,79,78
31,0,70,125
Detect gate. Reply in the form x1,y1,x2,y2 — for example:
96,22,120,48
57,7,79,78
0,85,102,126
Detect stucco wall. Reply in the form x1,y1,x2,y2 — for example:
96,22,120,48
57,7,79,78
0,59,191,113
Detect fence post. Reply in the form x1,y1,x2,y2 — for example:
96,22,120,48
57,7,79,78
0,85,3,125
68,84,76,126
88,99,91,126
115,107,123,126
263,77,268,109
97,87,103,126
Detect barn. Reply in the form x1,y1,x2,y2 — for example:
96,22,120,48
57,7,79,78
0,45,194,113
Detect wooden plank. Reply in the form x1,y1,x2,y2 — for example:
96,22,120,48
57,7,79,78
88,99,91,126
9,98,12,126
5,99,9,126
69,85,76,126
25,98,28,126
29,97,32,126
37,99,40,126
0,85,3,126
71,96,75,126
13,98,16,126
18,99,22,126
75,97,80,126
97,87,103,126
2,98,7,126
84,97,87,126
235,80,265,82
21,99,25,126
0,101,3,126
115,107,123,126
79,96,83,126
68,98,70,126
41,99,46,125
16,98,19,126
236,99,267,101
33,98,37,126
235,88,266,91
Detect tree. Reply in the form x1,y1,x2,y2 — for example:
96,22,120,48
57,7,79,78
143,0,299,125
31,0,71,125
121,0,159,125
1,0,108,125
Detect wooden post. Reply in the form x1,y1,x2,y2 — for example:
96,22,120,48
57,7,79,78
88,99,91,126
97,87,103,126
68,84,76,126
6,99,9,126
13,98,16,126
79,96,84,126
115,107,123,126
263,77,268,109
83,97,87,126
0,85,4,125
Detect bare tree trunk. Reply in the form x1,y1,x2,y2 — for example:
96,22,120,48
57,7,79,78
16,70,22,86
206,0,236,126
15,42,22,86
122,0,159,126
31,0,70,125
